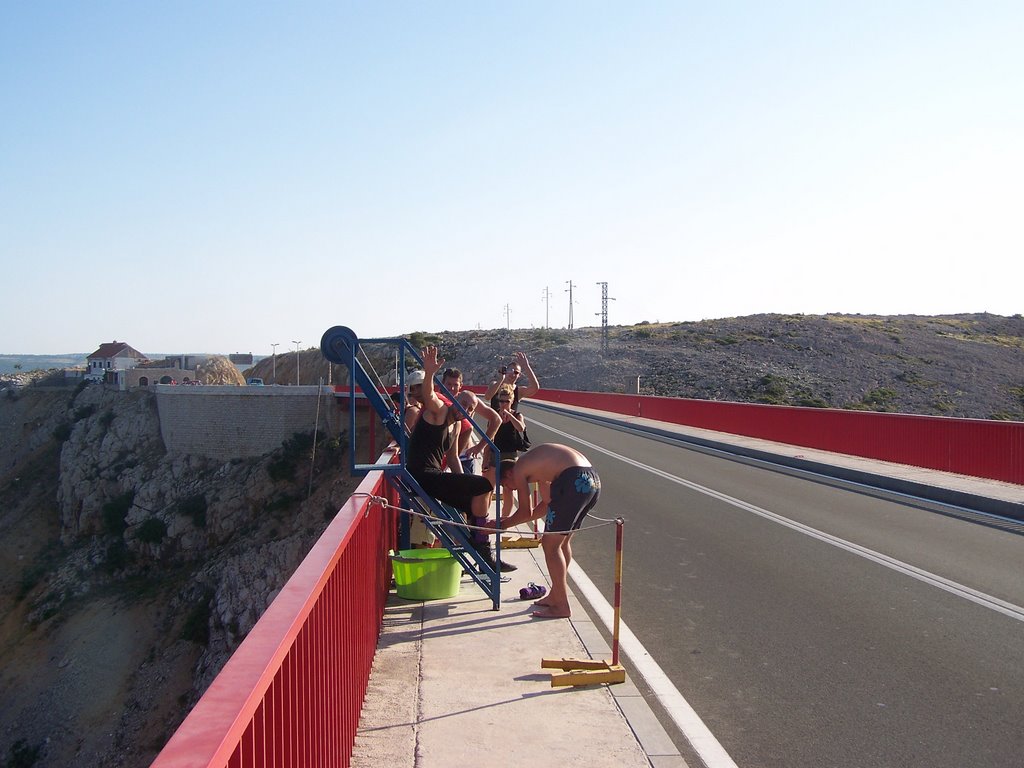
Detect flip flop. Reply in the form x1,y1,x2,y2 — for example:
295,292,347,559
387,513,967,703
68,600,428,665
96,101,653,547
530,607,570,619
519,582,547,600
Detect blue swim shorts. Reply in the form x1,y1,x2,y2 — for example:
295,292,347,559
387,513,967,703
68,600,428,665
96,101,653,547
544,466,601,533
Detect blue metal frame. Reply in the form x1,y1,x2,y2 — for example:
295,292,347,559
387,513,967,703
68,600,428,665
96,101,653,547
321,326,504,609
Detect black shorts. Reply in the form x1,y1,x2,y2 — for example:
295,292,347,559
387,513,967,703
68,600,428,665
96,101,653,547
413,471,493,517
544,466,601,533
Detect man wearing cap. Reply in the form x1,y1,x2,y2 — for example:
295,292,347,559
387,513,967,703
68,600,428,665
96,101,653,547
403,369,426,432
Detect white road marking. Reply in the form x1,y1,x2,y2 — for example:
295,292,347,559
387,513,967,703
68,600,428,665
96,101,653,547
532,416,1024,624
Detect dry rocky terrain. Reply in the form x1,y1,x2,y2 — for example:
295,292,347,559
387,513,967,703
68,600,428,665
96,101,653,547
0,312,1020,767
252,313,1024,421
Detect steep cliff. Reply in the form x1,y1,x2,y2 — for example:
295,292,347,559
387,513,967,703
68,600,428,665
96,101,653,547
0,381,360,767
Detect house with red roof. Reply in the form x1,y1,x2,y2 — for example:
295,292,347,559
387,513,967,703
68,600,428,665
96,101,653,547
86,341,149,382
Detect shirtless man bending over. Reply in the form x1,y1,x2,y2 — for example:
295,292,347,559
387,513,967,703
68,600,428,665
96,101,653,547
496,444,601,618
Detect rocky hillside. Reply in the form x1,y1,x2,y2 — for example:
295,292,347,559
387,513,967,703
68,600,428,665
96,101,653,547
251,313,1024,422
0,381,362,767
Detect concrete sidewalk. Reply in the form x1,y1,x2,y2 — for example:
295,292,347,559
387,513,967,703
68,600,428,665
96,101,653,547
351,539,686,768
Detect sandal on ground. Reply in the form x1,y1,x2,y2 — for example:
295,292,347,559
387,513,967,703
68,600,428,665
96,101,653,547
519,582,547,600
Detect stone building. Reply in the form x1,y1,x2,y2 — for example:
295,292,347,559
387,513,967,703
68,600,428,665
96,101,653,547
86,341,149,383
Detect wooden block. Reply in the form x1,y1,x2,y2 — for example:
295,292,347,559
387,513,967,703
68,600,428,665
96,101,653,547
549,665,626,687
541,657,610,671
500,537,541,548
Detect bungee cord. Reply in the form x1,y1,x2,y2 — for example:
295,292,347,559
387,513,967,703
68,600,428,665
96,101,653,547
349,492,623,534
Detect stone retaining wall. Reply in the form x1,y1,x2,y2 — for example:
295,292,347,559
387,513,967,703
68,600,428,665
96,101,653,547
154,385,343,460
129,367,198,387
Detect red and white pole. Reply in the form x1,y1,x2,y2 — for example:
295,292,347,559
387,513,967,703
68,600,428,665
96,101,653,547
612,517,624,667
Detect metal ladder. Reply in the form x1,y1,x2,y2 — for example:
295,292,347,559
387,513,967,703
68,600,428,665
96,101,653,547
320,325,503,609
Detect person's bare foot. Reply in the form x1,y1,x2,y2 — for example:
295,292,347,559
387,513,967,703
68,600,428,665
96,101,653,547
533,597,553,607
531,606,570,619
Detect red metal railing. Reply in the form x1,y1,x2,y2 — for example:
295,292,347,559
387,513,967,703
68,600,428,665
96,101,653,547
151,454,398,768
331,385,1022,484
532,389,1024,486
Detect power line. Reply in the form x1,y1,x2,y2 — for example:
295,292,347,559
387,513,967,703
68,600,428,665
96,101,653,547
565,280,576,329
595,282,616,351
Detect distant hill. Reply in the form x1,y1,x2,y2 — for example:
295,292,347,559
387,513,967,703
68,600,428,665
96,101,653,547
0,353,267,377
0,354,87,375
260,313,1023,422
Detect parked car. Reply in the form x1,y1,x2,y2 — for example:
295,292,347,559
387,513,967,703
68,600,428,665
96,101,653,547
247,378,264,386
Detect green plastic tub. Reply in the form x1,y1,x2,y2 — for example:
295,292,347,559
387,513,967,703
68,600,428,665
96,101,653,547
390,549,462,601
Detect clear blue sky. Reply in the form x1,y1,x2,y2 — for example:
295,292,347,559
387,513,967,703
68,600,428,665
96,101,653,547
2,2,1021,355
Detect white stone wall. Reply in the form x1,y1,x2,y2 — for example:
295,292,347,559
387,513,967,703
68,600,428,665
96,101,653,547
127,367,198,388
154,386,343,460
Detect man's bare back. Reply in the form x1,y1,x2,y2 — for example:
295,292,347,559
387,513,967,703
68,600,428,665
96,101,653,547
497,444,594,531
513,443,591,486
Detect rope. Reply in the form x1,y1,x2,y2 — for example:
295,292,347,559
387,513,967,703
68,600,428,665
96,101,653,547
356,345,385,390
308,377,323,500
586,513,620,523
357,346,396,406
349,492,623,534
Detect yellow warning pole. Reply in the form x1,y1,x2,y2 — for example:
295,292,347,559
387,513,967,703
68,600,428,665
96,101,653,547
612,517,624,667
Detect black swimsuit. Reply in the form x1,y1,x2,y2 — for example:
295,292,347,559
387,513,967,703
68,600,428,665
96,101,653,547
407,415,492,516
407,417,452,474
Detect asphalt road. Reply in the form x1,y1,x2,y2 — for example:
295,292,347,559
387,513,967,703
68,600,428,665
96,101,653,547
521,405,1024,768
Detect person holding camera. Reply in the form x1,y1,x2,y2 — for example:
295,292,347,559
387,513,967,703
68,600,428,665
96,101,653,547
484,351,539,410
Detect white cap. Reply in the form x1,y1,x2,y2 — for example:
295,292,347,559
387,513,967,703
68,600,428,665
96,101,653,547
406,370,425,386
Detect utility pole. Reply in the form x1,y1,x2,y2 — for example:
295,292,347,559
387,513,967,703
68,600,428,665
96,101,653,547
595,282,615,351
504,304,512,329
541,286,551,328
292,340,301,385
270,343,279,384
565,280,576,329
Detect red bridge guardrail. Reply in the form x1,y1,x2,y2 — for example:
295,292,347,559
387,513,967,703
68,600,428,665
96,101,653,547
531,389,1024,486
151,452,398,768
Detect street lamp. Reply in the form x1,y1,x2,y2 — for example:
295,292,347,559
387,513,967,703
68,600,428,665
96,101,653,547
270,343,279,384
292,340,301,385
